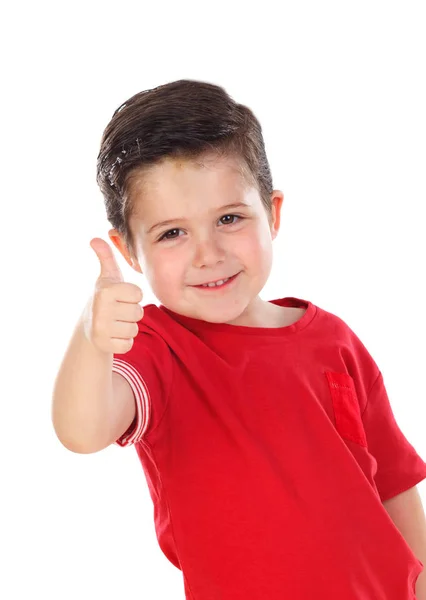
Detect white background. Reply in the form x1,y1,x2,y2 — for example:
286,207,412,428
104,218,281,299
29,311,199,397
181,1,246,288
1,1,425,598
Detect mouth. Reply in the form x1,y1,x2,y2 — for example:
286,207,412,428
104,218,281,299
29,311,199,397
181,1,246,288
191,272,240,290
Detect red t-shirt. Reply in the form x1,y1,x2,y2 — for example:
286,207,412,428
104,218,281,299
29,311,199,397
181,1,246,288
112,296,426,599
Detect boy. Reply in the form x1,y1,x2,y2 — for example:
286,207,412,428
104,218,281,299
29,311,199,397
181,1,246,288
52,79,426,599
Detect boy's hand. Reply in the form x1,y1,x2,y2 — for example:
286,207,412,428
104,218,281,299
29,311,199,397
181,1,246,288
83,238,144,354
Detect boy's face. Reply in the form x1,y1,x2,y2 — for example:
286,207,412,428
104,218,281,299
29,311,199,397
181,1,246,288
109,154,284,326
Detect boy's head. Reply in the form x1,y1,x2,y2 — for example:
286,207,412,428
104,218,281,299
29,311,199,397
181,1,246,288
96,79,284,325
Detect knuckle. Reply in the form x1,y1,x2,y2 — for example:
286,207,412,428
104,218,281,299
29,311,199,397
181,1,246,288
117,338,133,353
130,284,143,303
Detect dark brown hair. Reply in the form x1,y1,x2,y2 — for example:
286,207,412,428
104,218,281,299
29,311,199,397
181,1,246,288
96,79,274,261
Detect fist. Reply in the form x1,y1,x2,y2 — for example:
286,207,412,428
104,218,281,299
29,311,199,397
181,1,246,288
83,238,144,354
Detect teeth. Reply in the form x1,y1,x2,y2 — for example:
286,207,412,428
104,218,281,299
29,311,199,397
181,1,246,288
202,277,230,288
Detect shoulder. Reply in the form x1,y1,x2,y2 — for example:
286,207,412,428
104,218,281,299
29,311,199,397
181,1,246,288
313,300,381,393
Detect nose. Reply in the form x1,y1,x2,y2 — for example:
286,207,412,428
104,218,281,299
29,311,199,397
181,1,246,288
193,234,226,268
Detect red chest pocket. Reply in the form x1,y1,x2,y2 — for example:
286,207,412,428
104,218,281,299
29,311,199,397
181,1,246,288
325,371,368,447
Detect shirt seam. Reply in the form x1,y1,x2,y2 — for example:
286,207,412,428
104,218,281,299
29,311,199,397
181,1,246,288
360,370,382,418
139,437,195,598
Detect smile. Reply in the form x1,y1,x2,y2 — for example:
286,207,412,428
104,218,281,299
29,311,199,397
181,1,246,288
192,272,240,290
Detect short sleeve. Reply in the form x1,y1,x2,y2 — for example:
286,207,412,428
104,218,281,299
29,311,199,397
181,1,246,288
112,327,173,447
361,371,426,502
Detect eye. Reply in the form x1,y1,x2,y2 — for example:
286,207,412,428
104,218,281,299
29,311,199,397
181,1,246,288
158,228,182,241
219,214,241,226
157,214,243,242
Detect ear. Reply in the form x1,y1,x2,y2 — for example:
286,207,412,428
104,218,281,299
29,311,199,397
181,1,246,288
108,229,143,274
269,191,284,240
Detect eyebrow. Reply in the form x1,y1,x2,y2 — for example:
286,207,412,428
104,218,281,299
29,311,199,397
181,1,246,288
146,202,251,235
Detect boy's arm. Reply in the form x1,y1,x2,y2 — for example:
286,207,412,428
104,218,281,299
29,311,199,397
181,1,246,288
383,486,426,598
52,308,136,453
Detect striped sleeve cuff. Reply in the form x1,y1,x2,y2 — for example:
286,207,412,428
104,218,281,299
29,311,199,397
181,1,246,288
112,358,150,447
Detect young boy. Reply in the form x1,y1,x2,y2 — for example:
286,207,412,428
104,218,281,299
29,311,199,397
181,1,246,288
52,79,426,599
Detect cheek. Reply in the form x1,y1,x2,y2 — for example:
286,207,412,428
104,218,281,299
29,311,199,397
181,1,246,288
247,230,274,275
148,249,184,284
239,226,272,259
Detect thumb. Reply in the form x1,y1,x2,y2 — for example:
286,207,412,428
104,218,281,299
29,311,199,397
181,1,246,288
90,238,124,283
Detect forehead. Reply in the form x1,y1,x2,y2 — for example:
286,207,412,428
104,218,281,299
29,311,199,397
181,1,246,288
129,154,255,215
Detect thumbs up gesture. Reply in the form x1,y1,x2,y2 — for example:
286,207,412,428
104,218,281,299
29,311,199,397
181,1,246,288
83,238,144,354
